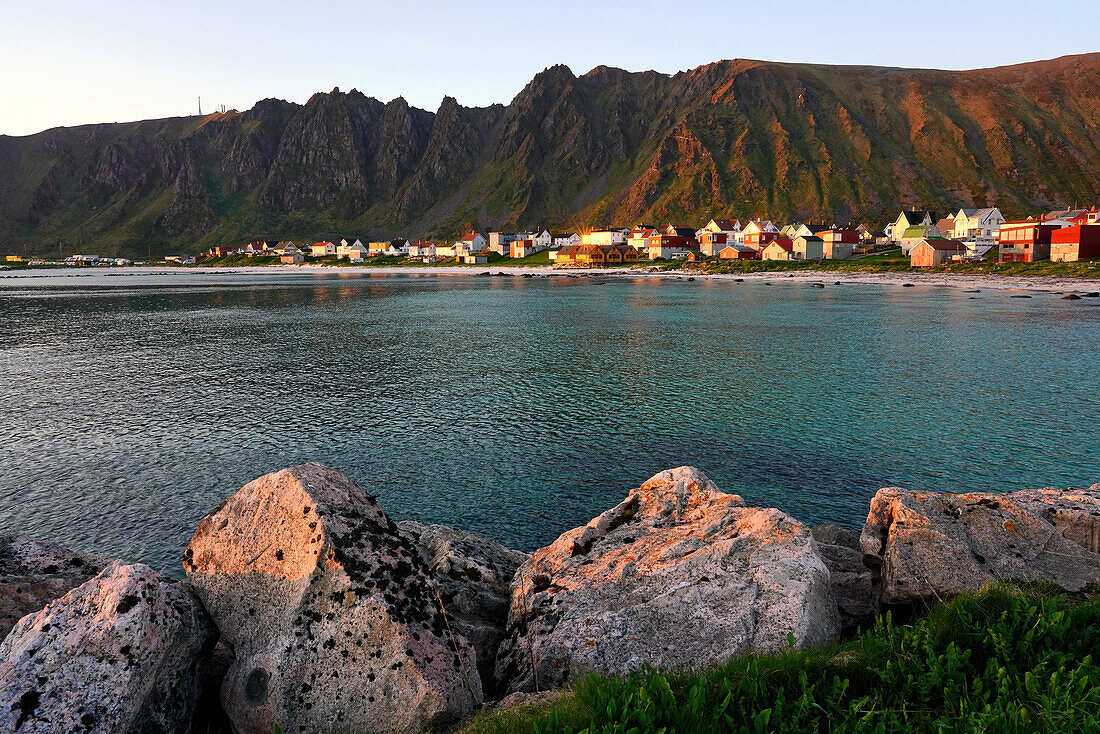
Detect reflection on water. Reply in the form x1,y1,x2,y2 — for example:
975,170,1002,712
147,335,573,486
1,269,1098,577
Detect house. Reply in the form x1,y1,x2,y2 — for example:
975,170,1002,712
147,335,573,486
368,241,390,257
935,217,957,240
163,254,194,264
786,223,826,239
628,226,659,251
1045,209,1093,225
792,235,824,261
890,211,937,245
279,243,303,256
698,231,728,256
242,242,268,257
1050,224,1100,262
280,252,304,264
205,245,239,258
997,219,1065,262
555,243,639,266
717,244,758,260
455,232,487,255
761,239,794,260
697,219,741,243
553,232,581,248
820,229,858,259
741,220,780,250
581,230,629,246
408,242,436,261
461,252,489,264
898,224,942,254
488,232,516,255
384,239,410,257
646,232,698,260
686,250,710,263
343,243,369,261
910,238,964,267
435,243,456,258
524,229,553,250
311,242,336,257
510,240,535,258
855,224,874,243
951,208,1004,250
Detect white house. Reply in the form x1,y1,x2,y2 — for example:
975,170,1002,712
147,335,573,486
889,211,936,244
408,242,436,260
628,227,658,251
384,239,410,256
553,232,581,248
311,242,336,257
455,232,486,256
343,243,369,261
951,207,1004,253
581,230,628,246
335,239,363,258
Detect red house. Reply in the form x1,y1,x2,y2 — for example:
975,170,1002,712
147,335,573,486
1051,224,1100,262
820,228,860,244
997,220,1060,262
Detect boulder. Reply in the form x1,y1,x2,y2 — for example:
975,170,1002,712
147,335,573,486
811,523,875,631
860,487,1100,607
184,463,482,734
494,467,839,693
397,521,527,697
1007,484,1100,553
0,535,110,639
0,561,215,733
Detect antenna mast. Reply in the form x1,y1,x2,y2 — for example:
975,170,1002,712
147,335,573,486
198,96,202,115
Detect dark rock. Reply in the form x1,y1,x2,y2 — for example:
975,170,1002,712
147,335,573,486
811,524,874,632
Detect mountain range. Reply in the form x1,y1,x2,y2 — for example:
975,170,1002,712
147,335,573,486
2,53,1100,257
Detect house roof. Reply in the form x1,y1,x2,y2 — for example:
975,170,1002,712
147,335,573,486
901,225,936,238
898,211,936,226
709,218,740,230
460,232,483,241
794,235,824,243
918,237,964,251
765,239,794,251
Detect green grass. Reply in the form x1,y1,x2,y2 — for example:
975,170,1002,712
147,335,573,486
461,584,1100,733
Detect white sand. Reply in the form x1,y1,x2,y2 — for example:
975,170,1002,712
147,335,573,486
7,264,1100,293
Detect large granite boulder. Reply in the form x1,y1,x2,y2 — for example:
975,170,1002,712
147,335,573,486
860,487,1100,607
1008,484,1100,553
494,467,839,693
398,521,527,697
0,561,215,733
811,523,874,631
0,535,110,639
184,463,482,734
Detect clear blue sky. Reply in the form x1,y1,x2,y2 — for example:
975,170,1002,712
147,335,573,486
2,0,1096,137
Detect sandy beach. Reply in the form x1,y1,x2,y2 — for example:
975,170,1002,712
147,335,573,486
5,263,1100,293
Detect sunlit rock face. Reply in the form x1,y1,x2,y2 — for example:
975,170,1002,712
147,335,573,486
0,561,214,733
860,486,1100,607
495,466,840,694
0,534,111,639
184,463,482,734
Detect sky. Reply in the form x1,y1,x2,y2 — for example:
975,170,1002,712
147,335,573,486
2,0,1097,137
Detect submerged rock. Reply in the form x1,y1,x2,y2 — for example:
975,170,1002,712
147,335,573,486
860,487,1100,607
185,463,482,734
398,521,527,697
0,561,214,733
495,467,839,693
811,523,875,631
0,535,111,639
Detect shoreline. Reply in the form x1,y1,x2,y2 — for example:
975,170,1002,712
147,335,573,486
5,263,1100,293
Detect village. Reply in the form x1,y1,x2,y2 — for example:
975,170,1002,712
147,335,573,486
7,206,1100,269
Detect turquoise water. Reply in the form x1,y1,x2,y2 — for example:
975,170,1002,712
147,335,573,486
1,269,1098,577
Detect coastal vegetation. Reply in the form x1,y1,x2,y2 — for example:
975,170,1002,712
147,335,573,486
463,583,1100,734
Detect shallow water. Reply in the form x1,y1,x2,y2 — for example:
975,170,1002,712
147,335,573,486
1,269,1097,577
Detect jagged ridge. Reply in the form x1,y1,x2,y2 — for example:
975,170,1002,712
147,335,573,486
2,54,1099,256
